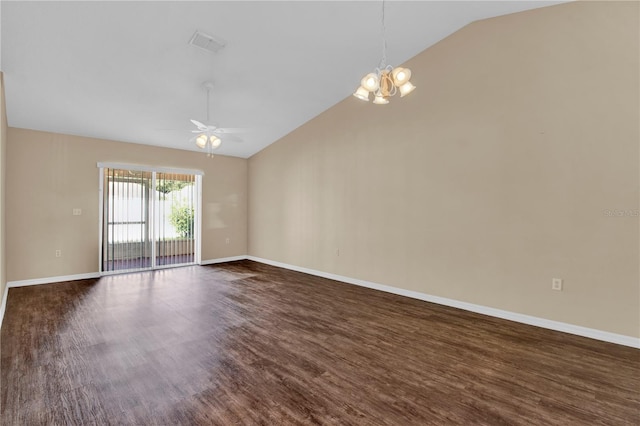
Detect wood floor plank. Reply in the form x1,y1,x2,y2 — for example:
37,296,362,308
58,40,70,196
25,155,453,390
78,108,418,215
1,260,638,425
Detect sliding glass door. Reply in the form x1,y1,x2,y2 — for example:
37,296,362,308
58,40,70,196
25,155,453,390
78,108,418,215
102,169,152,272
154,172,197,267
100,166,200,273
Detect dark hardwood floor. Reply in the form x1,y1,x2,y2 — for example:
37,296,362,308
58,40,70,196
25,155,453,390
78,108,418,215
1,260,638,425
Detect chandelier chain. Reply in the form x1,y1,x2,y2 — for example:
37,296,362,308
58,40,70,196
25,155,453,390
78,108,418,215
380,0,387,69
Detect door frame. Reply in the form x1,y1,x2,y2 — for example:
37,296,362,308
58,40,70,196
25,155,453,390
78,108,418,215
97,162,203,275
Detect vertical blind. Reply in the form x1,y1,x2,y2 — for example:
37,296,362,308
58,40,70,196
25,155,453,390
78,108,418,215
155,172,196,267
101,167,198,273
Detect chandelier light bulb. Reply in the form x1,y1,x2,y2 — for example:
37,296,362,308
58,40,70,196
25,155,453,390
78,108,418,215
392,67,411,86
361,73,380,92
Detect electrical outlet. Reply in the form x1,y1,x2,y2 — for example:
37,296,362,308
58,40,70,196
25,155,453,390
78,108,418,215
225,237,230,244
55,250,62,258
336,248,340,256
552,278,563,291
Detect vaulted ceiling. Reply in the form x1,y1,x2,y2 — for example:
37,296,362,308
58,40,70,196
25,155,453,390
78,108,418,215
1,1,563,158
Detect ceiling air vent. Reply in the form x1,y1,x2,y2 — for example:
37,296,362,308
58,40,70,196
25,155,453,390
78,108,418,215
188,31,225,54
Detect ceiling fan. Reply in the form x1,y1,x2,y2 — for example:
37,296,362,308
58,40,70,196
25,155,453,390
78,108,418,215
190,82,246,156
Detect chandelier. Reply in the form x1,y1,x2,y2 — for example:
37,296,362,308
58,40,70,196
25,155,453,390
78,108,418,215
353,0,416,104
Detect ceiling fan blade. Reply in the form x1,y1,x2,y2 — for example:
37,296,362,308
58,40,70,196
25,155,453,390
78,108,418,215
214,127,250,134
222,134,244,143
190,119,208,130
191,130,205,133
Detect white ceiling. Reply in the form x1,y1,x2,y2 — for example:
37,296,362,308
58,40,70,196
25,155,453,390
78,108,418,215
1,1,563,159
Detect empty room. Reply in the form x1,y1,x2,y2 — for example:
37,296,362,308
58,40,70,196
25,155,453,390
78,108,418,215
0,1,638,424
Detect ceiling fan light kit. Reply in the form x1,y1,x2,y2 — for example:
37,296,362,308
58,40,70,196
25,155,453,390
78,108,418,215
195,133,221,149
354,0,416,104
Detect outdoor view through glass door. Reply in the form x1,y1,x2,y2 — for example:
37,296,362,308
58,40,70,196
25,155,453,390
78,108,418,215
101,167,200,273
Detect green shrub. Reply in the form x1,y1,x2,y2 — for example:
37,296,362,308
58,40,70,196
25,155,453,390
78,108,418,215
169,205,194,238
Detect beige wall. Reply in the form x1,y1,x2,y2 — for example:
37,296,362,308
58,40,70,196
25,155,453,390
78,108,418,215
249,2,640,337
0,74,7,301
6,128,247,281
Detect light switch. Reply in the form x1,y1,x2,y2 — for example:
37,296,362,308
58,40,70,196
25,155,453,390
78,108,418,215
73,208,82,216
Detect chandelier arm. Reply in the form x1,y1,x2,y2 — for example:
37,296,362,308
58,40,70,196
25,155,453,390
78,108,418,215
388,79,397,96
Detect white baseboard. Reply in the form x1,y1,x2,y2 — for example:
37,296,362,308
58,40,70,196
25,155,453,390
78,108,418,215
3,257,637,348
0,283,8,331
7,272,101,288
4,257,246,289
6,258,247,287
200,255,247,265
246,256,640,349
